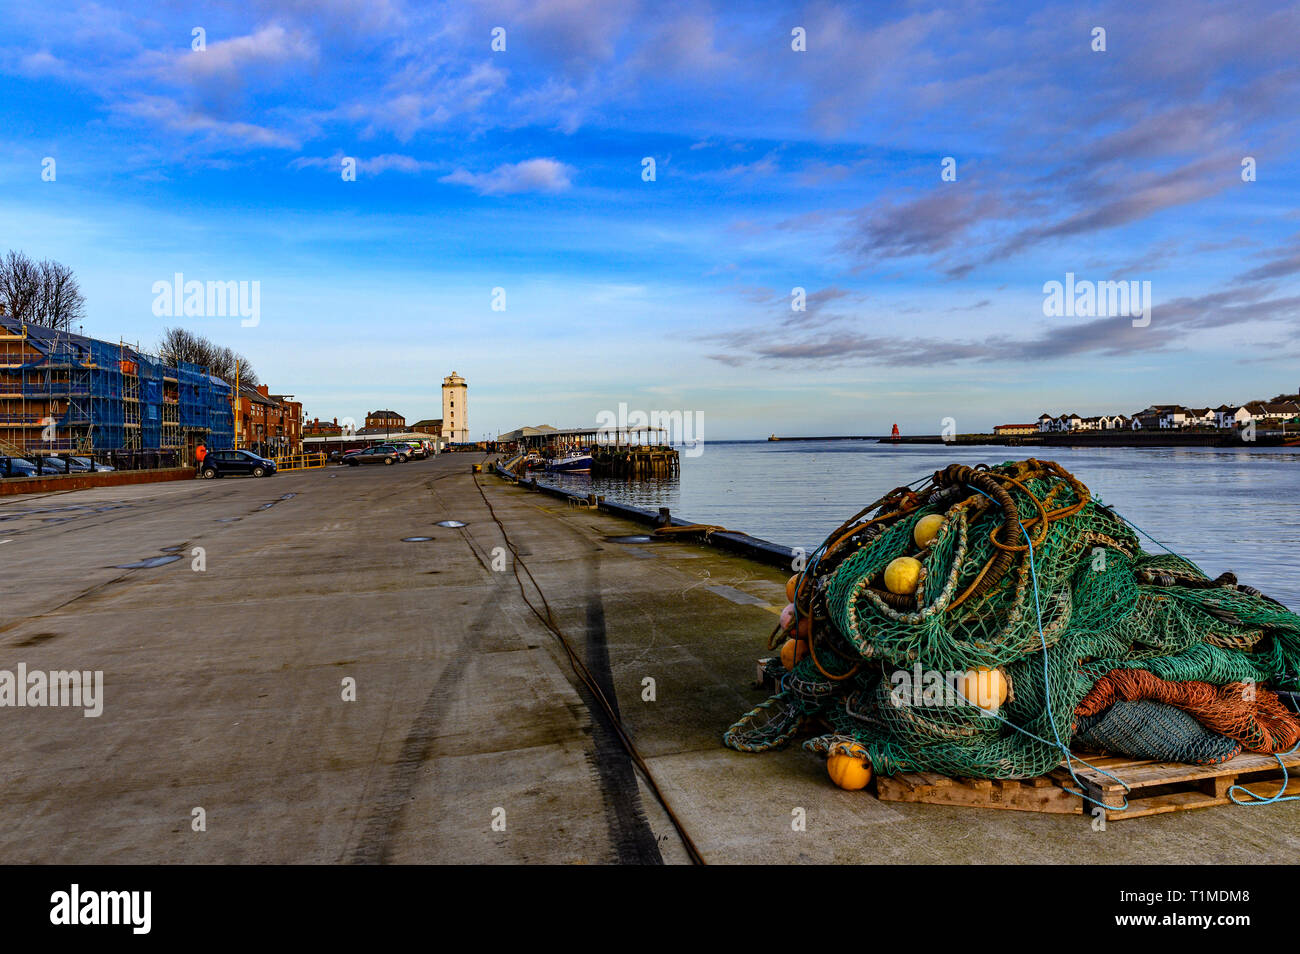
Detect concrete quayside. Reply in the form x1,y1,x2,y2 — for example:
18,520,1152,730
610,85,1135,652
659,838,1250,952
1,453,1297,864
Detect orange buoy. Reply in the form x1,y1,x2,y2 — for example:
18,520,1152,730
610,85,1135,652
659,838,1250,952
795,614,813,639
780,638,808,669
827,742,872,790
786,574,800,602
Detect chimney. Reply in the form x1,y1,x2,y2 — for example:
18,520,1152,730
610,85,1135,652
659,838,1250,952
333,417,337,426
257,384,269,397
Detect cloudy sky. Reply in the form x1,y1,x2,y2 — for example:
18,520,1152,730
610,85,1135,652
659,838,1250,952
2,0,1298,439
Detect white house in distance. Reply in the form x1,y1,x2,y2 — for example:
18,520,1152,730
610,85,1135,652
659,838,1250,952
1039,411,1127,432
1034,390,1300,434
1214,404,1250,428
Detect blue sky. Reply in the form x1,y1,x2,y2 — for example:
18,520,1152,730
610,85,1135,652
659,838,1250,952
1,0,1298,439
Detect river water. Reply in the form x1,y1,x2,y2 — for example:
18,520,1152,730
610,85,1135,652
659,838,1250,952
540,441,1300,609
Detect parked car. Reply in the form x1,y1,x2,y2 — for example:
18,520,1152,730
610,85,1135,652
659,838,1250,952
198,449,278,479
0,455,39,478
345,445,402,466
398,440,427,459
372,443,409,462
61,455,114,473
32,456,70,474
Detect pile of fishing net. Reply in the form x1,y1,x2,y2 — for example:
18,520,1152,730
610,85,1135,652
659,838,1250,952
723,459,1300,785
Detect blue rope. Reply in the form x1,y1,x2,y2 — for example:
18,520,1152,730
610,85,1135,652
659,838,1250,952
963,486,1132,812
1228,739,1300,805
1111,505,1299,806
811,480,1295,814
1112,507,1212,575
986,486,1300,811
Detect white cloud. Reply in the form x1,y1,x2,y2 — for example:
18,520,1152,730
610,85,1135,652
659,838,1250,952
440,158,575,195
330,60,508,141
116,96,299,149
290,152,434,174
171,24,317,85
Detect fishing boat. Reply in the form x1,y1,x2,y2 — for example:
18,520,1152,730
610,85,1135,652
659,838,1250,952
546,450,593,473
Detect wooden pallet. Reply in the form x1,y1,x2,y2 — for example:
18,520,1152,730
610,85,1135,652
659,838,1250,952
876,770,1083,813
1056,750,1300,821
876,750,1300,821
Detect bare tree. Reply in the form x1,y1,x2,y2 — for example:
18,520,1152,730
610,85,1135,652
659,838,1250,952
0,251,87,332
37,260,86,332
158,326,258,386
0,250,41,322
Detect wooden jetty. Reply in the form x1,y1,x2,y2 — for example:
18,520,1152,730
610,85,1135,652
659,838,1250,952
591,444,679,477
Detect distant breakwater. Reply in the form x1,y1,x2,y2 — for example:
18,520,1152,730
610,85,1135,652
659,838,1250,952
769,432,1290,448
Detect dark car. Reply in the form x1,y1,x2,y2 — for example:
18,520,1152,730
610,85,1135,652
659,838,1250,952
345,445,402,466
31,456,70,474
198,449,278,479
0,455,39,478
373,443,409,462
61,455,114,473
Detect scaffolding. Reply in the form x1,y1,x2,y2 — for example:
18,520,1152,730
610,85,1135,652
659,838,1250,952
0,316,234,458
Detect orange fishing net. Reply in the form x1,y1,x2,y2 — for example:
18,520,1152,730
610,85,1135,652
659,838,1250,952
1076,668,1300,753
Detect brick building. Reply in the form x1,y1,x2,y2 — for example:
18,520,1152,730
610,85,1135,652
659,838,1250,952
410,418,443,437
234,384,303,456
304,416,343,437
365,409,404,431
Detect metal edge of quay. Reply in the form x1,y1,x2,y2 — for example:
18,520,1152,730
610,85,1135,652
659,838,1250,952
491,461,797,570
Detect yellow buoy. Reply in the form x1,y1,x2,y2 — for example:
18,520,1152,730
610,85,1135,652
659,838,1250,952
827,742,873,790
884,556,922,595
958,667,1008,711
913,514,945,548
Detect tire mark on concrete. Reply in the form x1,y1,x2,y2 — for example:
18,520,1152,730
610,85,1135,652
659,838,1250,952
579,590,663,865
476,483,662,864
344,593,496,864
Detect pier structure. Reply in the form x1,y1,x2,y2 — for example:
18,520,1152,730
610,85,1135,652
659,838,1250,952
497,423,680,477
2,453,1293,864
590,444,679,477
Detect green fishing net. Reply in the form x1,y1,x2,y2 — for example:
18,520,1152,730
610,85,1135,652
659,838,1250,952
723,459,1300,778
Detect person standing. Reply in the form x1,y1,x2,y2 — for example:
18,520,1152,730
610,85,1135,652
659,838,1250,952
195,442,207,475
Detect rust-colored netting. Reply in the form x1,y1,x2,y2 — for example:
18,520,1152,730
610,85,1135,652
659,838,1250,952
1076,668,1300,753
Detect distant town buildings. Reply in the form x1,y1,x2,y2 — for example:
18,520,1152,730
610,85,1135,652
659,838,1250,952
442,372,468,443
234,385,303,455
410,418,444,437
307,374,466,446
304,416,344,437
1035,391,1300,433
363,409,405,433
993,423,1038,436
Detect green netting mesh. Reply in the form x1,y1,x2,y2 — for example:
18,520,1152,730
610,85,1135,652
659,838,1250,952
723,459,1300,778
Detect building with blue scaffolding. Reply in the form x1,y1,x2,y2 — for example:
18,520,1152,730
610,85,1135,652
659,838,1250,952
0,315,234,462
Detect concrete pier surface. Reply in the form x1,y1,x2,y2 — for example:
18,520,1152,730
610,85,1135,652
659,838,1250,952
1,453,1297,864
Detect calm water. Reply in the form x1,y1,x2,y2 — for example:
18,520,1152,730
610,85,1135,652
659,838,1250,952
542,441,1300,609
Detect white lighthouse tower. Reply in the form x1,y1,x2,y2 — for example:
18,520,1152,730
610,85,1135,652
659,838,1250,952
442,372,468,443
